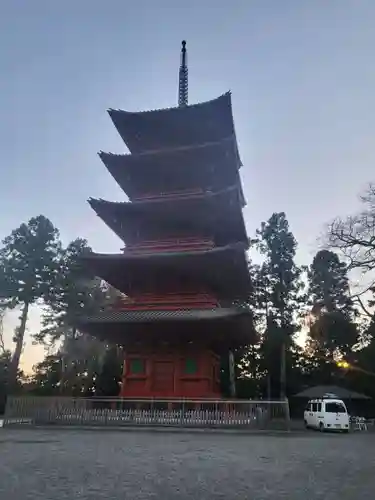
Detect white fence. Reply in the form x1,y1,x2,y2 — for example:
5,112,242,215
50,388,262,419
3,397,291,430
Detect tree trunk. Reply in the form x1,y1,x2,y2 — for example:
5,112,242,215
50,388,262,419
280,341,286,399
267,374,271,400
82,358,97,396
60,327,77,394
9,301,29,393
0,307,6,354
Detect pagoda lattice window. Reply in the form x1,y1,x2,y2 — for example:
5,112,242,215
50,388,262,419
130,359,145,374
184,358,198,375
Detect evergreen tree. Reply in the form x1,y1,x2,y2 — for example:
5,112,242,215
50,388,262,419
0,215,60,391
0,351,11,414
94,346,122,397
308,250,353,314
37,237,121,394
307,250,358,364
28,355,62,396
38,238,101,345
255,212,304,398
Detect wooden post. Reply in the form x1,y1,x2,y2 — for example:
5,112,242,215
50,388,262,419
228,350,236,398
280,342,286,400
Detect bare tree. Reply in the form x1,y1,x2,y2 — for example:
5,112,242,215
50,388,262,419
327,184,375,316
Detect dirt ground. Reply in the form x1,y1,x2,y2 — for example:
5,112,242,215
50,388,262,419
0,427,373,499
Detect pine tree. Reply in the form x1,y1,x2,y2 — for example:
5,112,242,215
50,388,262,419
37,238,120,394
94,346,122,397
307,250,358,363
0,215,60,391
28,355,62,396
255,212,304,398
308,250,353,314
38,238,99,344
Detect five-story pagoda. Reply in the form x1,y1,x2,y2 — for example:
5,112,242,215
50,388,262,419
77,41,254,399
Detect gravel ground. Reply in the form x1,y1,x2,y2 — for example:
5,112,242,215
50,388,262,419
0,427,373,499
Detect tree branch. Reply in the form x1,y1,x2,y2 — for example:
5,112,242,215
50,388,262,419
326,184,375,293
355,295,373,319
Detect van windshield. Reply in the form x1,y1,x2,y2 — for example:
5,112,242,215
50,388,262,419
325,402,346,413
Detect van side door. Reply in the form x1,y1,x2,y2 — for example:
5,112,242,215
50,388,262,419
311,402,318,427
316,402,323,424
305,402,313,425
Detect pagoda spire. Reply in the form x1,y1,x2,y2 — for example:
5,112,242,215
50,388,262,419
178,40,188,107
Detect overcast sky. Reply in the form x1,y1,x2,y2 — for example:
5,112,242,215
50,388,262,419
1,0,374,371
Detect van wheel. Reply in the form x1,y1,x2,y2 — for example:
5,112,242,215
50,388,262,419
319,422,325,432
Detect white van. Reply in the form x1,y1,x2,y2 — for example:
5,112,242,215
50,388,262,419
304,395,350,432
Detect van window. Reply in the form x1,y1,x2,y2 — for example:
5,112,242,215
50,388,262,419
305,403,311,411
317,403,322,412
312,403,318,412
325,402,346,413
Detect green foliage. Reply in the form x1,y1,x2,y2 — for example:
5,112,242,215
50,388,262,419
309,311,358,356
253,212,305,398
94,346,122,396
28,343,122,397
0,350,11,413
28,355,62,396
308,250,353,315
0,215,60,307
256,212,304,326
307,250,359,360
0,215,61,392
2,181,375,402
38,238,103,345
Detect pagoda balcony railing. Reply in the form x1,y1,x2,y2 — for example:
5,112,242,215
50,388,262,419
133,188,204,202
123,237,214,255
113,292,219,311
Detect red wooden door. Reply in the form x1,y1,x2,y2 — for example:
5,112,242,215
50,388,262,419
152,361,175,394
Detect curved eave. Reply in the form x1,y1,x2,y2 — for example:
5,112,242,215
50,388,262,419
107,92,238,154
99,135,242,169
88,186,249,247
89,185,245,215
83,243,247,263
82,244,251,300
76,307,256,350
98,135,243,202
77,307,250,324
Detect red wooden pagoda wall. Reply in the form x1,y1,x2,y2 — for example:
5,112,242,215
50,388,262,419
114,292,218,311
118,189,222,399
124,236,214,255
120,348,221,399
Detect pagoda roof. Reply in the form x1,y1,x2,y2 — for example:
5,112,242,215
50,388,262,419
88,186,248,247
76,307,255,350
82,244,251,300
98,136,242,201
108,92,237,155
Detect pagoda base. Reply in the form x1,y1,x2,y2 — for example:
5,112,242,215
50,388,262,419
120,347,221,399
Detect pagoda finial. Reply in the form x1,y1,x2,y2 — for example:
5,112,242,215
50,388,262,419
178,40,188,107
